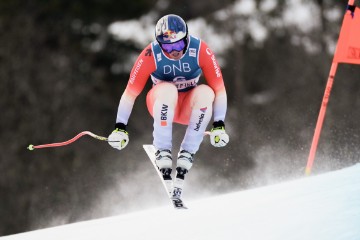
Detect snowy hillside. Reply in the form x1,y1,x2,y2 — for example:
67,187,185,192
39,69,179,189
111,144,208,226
2,164,360,240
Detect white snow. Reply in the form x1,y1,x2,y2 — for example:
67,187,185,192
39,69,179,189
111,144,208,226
2,164,360,240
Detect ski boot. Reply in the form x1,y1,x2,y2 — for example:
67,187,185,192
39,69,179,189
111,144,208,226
155,149,173,195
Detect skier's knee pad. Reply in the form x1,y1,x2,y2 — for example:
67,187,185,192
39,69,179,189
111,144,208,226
153,82,178,106
192,85,215,108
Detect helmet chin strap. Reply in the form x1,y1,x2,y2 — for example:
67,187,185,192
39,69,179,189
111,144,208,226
183,37,189,53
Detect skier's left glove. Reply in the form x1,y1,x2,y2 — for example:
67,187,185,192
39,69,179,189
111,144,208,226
210,120,229,147
108,123,129,150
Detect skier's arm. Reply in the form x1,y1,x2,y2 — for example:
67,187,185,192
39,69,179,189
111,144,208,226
199,41,227,122
199,41,229,147
116,44,156,125
109,44,156,151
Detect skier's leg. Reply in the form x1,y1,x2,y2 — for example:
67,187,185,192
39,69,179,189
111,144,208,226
146,82,178,183
172,85,215,199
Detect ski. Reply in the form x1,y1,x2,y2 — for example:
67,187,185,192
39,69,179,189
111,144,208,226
143,144,187,209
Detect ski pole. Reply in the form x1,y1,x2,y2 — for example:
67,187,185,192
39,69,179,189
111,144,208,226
28,130,212,151
27,131,117,150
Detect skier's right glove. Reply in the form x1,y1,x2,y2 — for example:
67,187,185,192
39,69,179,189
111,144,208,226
210,120,229,147
108,123,129,150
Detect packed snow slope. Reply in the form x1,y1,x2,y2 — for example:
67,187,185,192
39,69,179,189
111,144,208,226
2,164,360,240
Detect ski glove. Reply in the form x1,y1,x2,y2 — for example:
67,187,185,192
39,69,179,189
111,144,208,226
108,123,129,150
210,120,229,147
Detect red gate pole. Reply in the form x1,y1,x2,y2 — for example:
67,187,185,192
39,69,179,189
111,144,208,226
305,62,338,176
305,0,357,175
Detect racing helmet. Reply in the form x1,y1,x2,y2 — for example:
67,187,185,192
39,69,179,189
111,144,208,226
155,14,188,44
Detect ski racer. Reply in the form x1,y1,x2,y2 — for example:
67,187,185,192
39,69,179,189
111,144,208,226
108,14,229,200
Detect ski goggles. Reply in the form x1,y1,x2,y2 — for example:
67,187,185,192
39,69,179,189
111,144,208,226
161,39,186,53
